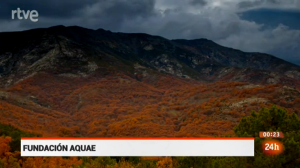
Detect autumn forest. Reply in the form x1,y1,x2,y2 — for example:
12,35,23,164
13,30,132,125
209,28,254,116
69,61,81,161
1,25,300,167
1,69,300,167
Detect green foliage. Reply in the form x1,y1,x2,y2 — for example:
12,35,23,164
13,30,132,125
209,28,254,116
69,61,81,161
126,157,141,165
0,123,41,152
234,105,300,137
174,105,300,168
234,105,300,168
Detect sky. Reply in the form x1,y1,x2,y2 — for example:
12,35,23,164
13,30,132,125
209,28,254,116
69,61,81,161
0,0,300,65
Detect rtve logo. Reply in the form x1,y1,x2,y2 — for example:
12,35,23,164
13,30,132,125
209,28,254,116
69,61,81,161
11,8,39,22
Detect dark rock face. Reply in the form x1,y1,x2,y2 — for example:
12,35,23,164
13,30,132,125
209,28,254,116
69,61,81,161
1,25,300,87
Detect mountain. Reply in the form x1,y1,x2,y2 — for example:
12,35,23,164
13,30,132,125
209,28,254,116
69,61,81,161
1,25,300,138
1,25,300,88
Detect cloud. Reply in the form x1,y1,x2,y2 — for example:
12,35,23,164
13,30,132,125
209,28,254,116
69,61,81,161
9,0,156,32
216,24,300,60
237,0,300,10
0,0,300,65
237,1,264,9
240,8,300,31
0,20,23,32
79,0,156,30
189,0,207,6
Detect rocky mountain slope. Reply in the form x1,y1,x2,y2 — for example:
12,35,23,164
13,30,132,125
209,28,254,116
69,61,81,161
1,25,300,137
1,25,300,88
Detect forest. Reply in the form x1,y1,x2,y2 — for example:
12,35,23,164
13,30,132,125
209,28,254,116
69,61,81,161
1,71,300,167
1,106,300,168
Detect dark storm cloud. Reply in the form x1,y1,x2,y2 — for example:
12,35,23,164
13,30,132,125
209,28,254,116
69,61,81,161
189,0,207,6
0,0,98,20
13,0,156,32
0,0,300,65
237,0,281,9
82,0,156,30
237,1,264,9
89,0,156,18
240,8,300,29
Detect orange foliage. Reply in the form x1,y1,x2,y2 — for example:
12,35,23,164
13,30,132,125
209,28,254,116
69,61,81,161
22,157,82,168
0,71,298,138
0,136,12,157
156,157,173,168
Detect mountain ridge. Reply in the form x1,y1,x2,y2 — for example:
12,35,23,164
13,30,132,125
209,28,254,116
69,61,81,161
1,25,300,88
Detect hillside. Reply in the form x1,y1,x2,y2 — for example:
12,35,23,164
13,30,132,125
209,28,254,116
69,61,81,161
1,25,300,87
0,25,300,138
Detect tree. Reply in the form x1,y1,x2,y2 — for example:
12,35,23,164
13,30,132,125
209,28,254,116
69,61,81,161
0,123,41,152
0,136,21,168
234,105,300,168
156,157,173,168
0,137,11,157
